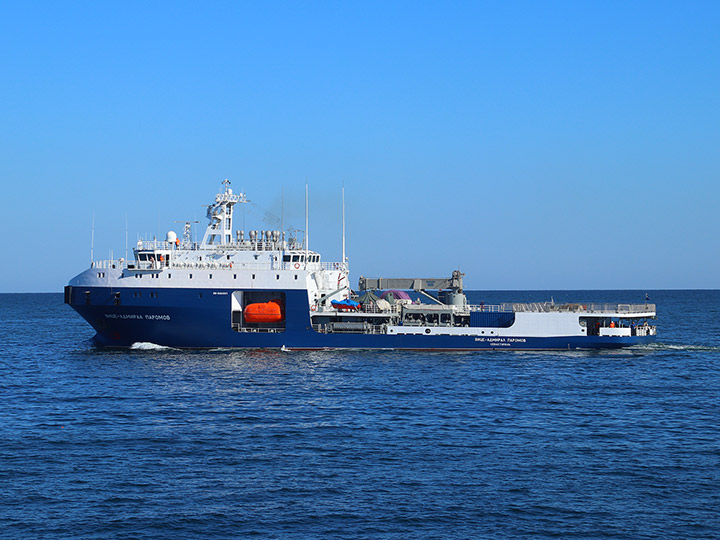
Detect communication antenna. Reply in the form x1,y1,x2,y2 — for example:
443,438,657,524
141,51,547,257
305,181,309,258
342,184,346,268
125,214,128,261
90,210,95,264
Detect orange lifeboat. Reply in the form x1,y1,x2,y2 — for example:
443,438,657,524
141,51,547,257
244,300,284,323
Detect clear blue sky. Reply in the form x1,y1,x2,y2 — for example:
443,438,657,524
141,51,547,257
1,1,718,292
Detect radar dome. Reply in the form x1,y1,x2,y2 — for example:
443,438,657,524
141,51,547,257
166,231,178,244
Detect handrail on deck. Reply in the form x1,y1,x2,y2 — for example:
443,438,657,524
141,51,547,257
92,259,348,272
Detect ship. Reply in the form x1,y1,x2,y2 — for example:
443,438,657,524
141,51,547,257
65,181,657,350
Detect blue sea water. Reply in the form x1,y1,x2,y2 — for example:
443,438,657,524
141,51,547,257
1,290,719,539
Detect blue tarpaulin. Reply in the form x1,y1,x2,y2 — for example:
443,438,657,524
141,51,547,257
331,299,360,310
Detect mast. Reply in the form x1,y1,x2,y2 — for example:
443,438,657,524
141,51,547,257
342,184,346,269
305,182,309,263
201,179,246,246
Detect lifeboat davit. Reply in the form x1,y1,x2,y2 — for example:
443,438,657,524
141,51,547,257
244,300,284,323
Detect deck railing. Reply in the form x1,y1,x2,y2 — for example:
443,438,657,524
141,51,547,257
508,302,656,314
92,259,347,272
468,304,506,312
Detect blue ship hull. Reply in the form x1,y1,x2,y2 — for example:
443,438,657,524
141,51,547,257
66,286,656,350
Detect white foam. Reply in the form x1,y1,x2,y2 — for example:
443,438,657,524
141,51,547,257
630,342,720,352
130,342,174,351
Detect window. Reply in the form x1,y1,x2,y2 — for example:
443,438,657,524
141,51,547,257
209,274,213,279
189,274,193,279
168,274,171,279
295,275,298,280
283,255,291,262
252,274,255,279
276,274,280,280
292,255,299,262
233,274,237,279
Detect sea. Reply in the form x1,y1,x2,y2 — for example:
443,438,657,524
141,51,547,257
1,290,719,539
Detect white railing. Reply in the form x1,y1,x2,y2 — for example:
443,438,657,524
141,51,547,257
635,325,656,336
468,304,507,313
137,240,180,250
355,303,400,314
91,259,125,269
92,259,347,272
136,239,318,253
510,302,656,314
